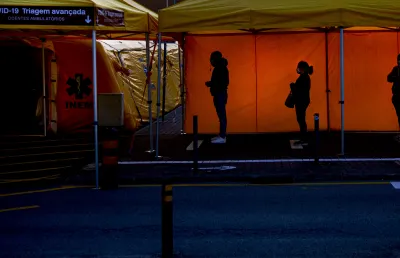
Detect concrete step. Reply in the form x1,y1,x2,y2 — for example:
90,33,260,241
0,149,94,164
0,135,95,185
0,143,94,156
0,165,73,181
0,137,93,149
0,157,86,173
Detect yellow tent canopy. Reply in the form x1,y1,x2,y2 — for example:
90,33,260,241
159,0,400,33
0,0,158,34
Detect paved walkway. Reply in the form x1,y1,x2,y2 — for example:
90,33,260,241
68,160,400,186
128,132,400,161
135,106,182,136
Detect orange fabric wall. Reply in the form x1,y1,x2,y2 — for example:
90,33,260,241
328,32,399,131
53,40,118,133
184,31,400,133
256,33,327,132
184,35,257,133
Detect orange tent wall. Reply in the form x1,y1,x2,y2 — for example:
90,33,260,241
185,35,257,134
53,40,119,134
328,32,400,131
184,31,400,133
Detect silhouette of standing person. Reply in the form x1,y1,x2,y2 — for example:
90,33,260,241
387,54,400,139
205,51,229,144
290,61,313,146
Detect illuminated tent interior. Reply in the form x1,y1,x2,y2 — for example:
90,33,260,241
0,38,180,135
159,0,400,134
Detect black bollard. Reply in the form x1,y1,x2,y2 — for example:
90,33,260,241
193,115,198,172
161,184,173,258
314,113,320,164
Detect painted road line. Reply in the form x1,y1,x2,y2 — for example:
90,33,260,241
196,166,236,171
0,174,60,184
119,158,400,165
118,181,390,188
186,140,203,151
119,184,160,188
391,182,400,189
0,185,89,197
185,181,390,187
0,182,389,198
250,181,390,187
290,140,303,150
0,205,39,213
0,166,72,175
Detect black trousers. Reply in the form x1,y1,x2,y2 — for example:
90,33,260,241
213,92,228,138
392,95,400,128
295,103,309,141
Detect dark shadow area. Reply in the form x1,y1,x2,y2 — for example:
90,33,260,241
0,42,47,135
128,132,400,161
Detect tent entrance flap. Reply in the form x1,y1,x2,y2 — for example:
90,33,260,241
0,44,49,135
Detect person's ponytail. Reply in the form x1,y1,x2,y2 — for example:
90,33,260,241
308,66,314,75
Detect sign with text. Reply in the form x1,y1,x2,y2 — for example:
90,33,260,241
0,6,95,26
96,8,124,27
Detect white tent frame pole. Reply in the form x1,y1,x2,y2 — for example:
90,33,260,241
156,33,162,158
92,30,99,189
161,0,168,122
340,27,345,155
178,44,182,131
180,34,186,134
41,39,47,137
145,33,154,153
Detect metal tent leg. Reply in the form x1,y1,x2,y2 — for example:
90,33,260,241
339,27,345,155
324,31,331,132
156,33,162,159
162,41,167,121
145,33,154,154
180,35,186,135
92,30,99,189
41,39,47,137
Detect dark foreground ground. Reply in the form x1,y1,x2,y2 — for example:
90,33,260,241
1,183,400,257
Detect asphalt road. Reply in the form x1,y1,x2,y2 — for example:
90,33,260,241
1,183,400,257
